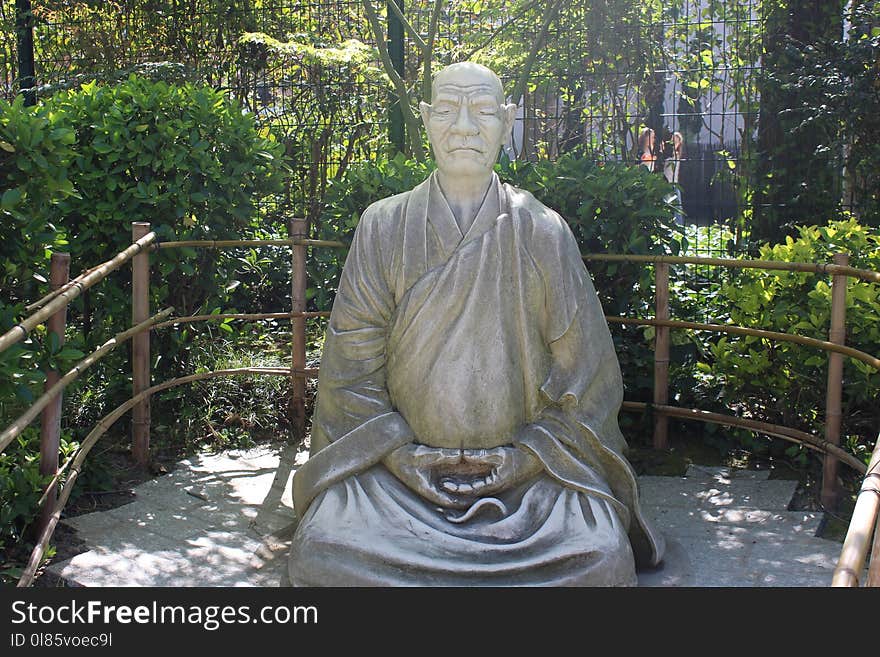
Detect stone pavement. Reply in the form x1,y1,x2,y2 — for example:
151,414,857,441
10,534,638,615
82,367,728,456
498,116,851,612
46,444,847,587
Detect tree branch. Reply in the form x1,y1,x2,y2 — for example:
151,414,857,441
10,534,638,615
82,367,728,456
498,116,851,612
511,0,565,108
462,0,542,61
421,0,445,103
361,0,426,160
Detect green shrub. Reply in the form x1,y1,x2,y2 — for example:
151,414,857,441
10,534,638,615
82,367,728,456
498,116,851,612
2,76,292,467
0,96,78,300
0,429,49,555
704,218,880,457
41,76,288,326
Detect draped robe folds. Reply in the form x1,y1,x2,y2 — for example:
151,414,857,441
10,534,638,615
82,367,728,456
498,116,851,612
289,172,665,586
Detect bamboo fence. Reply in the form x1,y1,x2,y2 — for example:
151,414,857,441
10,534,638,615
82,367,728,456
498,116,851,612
5,221,880,587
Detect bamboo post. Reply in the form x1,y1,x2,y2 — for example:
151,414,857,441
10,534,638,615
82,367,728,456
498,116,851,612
38,252,69,535
822,253,849,509
653,262,670,449
131,222,151,467
290,218,308,441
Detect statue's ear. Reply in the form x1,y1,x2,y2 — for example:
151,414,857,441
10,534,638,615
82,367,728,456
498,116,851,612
419,101,432,127
502,103,517,133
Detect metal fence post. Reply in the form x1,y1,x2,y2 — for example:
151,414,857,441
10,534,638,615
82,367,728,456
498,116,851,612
290,218,308,441
653,262,670,449
821,252,849,509
38,252,69,535
14,0,36,106
387,0,405,154
131,222,151,466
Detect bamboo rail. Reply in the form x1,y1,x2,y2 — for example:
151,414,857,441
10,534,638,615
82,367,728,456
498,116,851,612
605,317,880,372
0,309,174,455
151,310,330,331
154,238,347,250
869,513,880,587
24,264,100,313
583,253,880,284
832,433,880,586
622,402,867,474
10,234,880,586
0,231,157,354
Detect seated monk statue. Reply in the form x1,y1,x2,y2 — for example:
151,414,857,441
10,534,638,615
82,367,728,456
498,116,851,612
288,62,665,586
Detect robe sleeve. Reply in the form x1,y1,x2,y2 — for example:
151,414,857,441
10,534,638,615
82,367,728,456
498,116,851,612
292,203,416,515
511,204,665,567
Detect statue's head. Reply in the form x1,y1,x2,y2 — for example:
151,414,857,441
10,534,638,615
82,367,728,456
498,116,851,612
420,62,517,178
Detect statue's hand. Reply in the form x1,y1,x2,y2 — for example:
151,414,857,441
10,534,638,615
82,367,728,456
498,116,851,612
460,446,543,497
383,444,464,507
384,443,544,509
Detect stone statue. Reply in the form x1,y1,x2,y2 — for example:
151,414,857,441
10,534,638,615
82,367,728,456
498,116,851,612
288,62,664,586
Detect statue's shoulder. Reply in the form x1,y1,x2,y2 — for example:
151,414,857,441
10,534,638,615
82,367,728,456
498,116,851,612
503,182,573,243
357,177,428,237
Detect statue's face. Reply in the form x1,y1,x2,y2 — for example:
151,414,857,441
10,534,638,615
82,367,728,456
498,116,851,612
420,64,516,178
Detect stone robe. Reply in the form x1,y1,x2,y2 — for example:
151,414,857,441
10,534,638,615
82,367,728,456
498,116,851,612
288,172,664,586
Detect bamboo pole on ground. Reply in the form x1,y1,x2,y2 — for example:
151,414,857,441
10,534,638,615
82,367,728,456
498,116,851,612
290,218,308,441
0,231,156,354
37,253,69,536
832,433,880,586
131,223,151,467
653,262,670,449
822,253,849,510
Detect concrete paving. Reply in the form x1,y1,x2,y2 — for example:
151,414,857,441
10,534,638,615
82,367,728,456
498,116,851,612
47,445,849,587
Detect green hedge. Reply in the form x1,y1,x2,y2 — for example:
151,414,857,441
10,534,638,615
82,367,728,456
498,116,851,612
700,218,880,458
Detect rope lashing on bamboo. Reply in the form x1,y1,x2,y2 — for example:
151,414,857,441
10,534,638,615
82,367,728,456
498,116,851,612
0,232,158,355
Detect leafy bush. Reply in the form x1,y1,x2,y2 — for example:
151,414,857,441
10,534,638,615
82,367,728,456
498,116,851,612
2,77,292,509
0,430,49,555
41,76,289,327
0,96,78,300
703,218,880,456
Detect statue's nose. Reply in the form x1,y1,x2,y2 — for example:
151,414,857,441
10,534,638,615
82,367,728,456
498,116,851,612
451,105,479,135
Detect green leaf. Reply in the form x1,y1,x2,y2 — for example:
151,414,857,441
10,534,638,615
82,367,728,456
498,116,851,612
1,188,22,209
